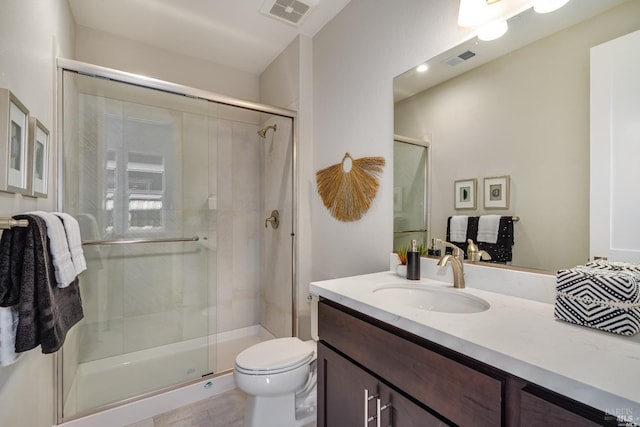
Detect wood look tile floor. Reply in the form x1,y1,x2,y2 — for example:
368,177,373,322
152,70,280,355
125,388,317,427
126,389,246,427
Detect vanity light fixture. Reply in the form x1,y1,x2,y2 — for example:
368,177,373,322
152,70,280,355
458,0,532,42
477,20,509,41
458,0,570,42
416,64,429,72
533,0,570,14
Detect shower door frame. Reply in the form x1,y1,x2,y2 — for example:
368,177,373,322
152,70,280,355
55,58,298,423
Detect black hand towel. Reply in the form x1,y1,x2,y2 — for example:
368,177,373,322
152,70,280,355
12,214,84,354
478,216,514,263
0,228,21,307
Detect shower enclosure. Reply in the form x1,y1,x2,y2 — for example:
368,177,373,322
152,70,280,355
393,135,429,251
57,60,296,422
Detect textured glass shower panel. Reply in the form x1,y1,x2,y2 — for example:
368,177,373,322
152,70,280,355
393,140,428,251
61,72,214,416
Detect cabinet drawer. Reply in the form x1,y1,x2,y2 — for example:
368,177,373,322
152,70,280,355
319,300,503,427
520,386,617,427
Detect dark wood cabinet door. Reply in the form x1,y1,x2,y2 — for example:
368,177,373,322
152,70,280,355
317,342,379,427
318,342,450,427
379,383,451,427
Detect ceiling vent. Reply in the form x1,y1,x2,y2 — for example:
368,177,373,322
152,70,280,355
443,50,477,67
261,0,318,26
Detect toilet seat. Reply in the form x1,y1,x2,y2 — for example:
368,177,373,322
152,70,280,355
235,337,315,375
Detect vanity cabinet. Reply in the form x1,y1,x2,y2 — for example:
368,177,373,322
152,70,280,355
317,298,622,427
318,299,502,426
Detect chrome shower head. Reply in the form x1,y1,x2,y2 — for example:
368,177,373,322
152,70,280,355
257,124,277,138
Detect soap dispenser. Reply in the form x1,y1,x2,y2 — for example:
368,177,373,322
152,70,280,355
427,238,441,257
406,239,420,280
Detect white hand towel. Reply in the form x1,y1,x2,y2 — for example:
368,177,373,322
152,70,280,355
449,216,469,243
0,306,21,366
54,213,87,276
478,215,501,244
30,211,77,288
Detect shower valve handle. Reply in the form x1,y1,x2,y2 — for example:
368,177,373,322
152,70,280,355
265,210,280,229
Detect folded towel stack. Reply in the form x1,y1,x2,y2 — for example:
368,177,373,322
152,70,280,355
0,212,86,361
55,212,87,276
477,215,501,244
449,216,469,243
30,211,86,287
555,261,640,336
446,216,514,263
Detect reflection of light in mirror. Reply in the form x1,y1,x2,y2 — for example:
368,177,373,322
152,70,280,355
416,64,428,72
534,0,570,14
477,20,509,41
458,0,532,28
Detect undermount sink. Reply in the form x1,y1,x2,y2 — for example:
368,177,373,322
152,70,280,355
372,283,490,314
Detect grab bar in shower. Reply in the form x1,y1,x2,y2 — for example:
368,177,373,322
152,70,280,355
82,236,200,246
394,228,428,234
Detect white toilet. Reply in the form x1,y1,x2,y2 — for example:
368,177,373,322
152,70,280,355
234,297,318,427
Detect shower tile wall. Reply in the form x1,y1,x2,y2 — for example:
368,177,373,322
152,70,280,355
215,110,262,336
215,110,293,342
217,120,260,332
260,117,293,339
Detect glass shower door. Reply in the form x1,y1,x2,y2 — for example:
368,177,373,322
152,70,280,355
393,138,429,251
61,72,214,418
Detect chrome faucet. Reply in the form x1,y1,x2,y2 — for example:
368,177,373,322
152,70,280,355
437,241,465,289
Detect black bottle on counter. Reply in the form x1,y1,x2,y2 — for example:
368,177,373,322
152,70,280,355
427,238,441,257
406,239,420,280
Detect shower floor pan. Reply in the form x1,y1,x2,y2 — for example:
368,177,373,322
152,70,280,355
63,325,274,418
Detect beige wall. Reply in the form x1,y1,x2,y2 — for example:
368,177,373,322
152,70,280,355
75,25,260,102
0,1,76,426
311,0,466,280
259,35,317,340
395,1,640,271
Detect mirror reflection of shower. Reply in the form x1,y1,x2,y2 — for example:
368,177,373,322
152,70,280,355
257,124,277,138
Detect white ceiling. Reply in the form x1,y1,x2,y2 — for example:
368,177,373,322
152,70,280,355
68,0,351,75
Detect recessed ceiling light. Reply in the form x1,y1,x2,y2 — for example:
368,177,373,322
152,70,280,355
416,64,429,73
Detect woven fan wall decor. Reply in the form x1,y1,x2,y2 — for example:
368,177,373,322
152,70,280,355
316,152,385,222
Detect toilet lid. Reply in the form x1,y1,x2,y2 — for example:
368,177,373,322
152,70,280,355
235,337,314,373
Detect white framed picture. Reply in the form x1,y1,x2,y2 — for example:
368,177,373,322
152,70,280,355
0,89,30,194
484,175,510,209
28,117,49,198
454,178,477,210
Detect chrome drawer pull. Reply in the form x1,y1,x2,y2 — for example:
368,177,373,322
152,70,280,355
376,400,392,427
364,389,379,425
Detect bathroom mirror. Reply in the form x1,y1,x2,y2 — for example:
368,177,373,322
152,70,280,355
394,0,640,272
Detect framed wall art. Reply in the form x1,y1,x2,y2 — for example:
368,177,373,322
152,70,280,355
484,175,510,209
454,178,476,210
0,89,30,194
28,117,49,198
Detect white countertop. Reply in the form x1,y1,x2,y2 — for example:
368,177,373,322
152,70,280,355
310,269,640,422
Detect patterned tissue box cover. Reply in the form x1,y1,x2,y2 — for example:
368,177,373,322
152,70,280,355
554,263,640,336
